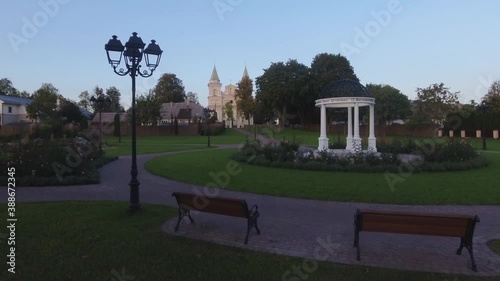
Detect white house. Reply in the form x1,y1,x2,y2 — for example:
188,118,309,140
0,95,33,126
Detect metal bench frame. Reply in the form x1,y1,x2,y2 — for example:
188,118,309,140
172,192,261,244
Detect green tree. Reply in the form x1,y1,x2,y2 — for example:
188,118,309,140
106,86,124,112
224,101,234,127
78,90,91,109
90,86,105,113
186,91,199,104
310,53,359,91
483,80,500,109
154,73,186,103
255,60,294,125
59,99,85,124
26,83,59,120
366,84,412,134
235,76,255,125
0,78,19,96
136,90,162,126
410,83,460,128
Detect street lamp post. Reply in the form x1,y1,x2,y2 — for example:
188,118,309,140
90,95,111,152
478,102,492,150
104,32,162,212
204,108,215,148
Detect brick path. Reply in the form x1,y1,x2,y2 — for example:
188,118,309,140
1,145,499,276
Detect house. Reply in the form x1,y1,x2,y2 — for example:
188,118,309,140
90,112,127,126
0,95,34,126
160,101,204,125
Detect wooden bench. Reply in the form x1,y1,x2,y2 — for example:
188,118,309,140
354,209,480,271
172,192,261,244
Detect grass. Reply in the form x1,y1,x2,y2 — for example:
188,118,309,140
0,202,495,281
103,128,248,156
260,127,500,151
145,149,500,205
488,240,500,255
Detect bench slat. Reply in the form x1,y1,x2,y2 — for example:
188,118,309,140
173,192,248,218
361,213,470,237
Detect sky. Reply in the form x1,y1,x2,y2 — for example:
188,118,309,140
1,0,500,109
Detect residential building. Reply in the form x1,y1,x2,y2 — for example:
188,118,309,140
0,95,33,126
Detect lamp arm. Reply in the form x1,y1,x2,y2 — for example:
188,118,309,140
112,66,131,77
137,65,157,78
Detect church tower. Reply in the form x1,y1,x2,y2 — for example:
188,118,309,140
208,65,222,116
208,65,222,97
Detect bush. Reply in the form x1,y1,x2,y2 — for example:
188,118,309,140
0,136,117,186
232,137,488,173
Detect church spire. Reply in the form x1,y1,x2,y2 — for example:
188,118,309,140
210,65,220,82
242,65,249,79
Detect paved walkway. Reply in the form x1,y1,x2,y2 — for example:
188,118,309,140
1,145,500,276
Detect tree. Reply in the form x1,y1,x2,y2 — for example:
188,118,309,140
224,101,234,127
482,80,500,109
235,76,255,125
154,73,186,103
310,53,359,91
26,83,59,120
106,86,124,112
59,99,85,124
90,86,105,113
366,84,412,132
410,83,460,128
0,78,19,96
186,91,199,104
78,90,91,109
255,61,293,125
136,90,162,126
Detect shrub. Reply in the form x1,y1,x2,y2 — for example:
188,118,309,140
232,137,487,173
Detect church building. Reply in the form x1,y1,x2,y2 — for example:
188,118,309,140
207,66,253,128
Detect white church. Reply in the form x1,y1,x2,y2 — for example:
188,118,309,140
207,66,254,128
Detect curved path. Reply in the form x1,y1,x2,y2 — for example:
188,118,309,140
1,145,500,277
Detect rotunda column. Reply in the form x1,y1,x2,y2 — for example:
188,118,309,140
346,106,353,150
318,104,329,151
368,104,377,152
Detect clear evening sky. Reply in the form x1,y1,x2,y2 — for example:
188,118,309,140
1,0,499,109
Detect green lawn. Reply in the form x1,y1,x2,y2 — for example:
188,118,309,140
488,240,500,255
145,149,500,205
103,129,248,156
0,202,494,281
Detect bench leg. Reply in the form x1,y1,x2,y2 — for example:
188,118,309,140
254,217,261,235
245,217,261,244
457,238,478,271
456,238,464,255
174,208,194,232
466,244,478,272
354,231,360,261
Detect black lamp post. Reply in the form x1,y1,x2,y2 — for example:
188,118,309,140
104,32,162,212
478,101,492,150
90,95,111,152
204,108,215,148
